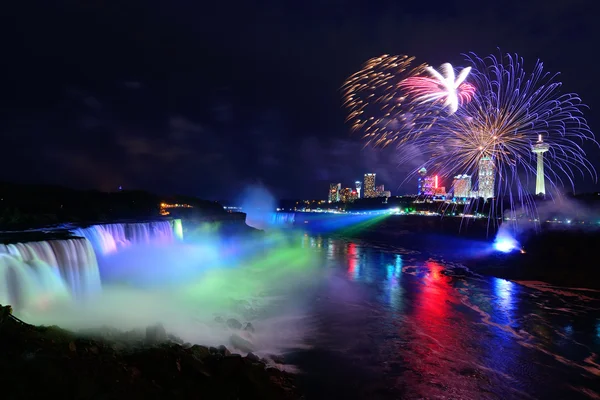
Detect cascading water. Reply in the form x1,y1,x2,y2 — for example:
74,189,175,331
74,220,177,256
272,212,296,225
0,238,100,309
1,219,182,310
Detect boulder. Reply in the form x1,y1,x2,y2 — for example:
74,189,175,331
243,322,255,333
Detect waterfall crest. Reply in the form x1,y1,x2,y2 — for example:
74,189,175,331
0,219,180,311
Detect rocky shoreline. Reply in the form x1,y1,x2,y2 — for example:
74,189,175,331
0,305,300,399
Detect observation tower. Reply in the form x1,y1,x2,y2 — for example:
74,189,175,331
532,134,550,196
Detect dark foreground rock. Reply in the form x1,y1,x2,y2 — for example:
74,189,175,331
0,305,299,400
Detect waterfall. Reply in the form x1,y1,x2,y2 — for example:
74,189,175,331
73,220,177,256
0,238,100,309
272,212,296,225
0,219,181,311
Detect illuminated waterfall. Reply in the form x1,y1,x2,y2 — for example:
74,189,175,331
272,212,296,225
0,219,181,311
74,220,176,256
0,238,100,309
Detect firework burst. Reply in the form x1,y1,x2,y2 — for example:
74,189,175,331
402,52,597,217
400,63,476,114
342,55,434,148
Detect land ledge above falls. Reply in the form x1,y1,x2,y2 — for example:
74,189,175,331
0,305,299,400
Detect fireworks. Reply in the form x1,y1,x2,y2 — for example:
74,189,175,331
401,52,597,212
341,55,434,148
400,63,476,114
342,55,477,148
344,51,596,215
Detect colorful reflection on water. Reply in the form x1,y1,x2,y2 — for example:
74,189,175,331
296,236,600,400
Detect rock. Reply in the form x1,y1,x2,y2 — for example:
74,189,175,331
217,354,245,376
230,333,255,353
243,322,255,333
214,316,224,323
208,346,219,355
190,345,211,360
145,323,167,344
68,341,77,352
226,318,243,330
246,352,260,363
268,354,286,364
218,345,231,356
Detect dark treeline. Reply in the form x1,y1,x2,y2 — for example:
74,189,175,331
0,182,225,230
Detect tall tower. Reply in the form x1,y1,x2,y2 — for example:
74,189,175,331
363,173,376,198
532,134,550,196
355,181,362,198
478,156,495,199
328,183,341,203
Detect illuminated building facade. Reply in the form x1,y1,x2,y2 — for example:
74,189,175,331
452,175,472,198
340,188,355,203
355,181,362,198
478,156,495,199
328,183,341,203
418,173,439,196
364,173,376,198
381,190,391,198
532,134,550,196
375,184,385,197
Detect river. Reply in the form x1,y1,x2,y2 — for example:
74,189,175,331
287,234,600,399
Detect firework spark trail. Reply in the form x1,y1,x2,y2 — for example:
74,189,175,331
398,52,597,218
341,54,436,148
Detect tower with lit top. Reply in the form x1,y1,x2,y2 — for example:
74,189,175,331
355,181,362,198
532,134,549,196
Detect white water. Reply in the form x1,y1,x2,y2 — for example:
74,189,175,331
0,218,318,357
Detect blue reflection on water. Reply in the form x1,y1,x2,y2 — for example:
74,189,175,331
492,278,519,327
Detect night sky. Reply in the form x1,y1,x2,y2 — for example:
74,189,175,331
2,0,598,200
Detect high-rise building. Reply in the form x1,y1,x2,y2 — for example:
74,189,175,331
328,183,341,203
340,188,355,203
452,174,472,198
532,134,550,196
478,157,495,199
364,173,376,198
355,181,362,198
417,168,439,196
376,184,385,197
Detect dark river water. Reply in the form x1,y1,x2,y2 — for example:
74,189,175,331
287,234,600,400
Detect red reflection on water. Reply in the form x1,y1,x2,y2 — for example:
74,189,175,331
347,243,358,280
400,261,471,394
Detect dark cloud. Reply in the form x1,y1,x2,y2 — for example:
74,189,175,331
0,0,597,199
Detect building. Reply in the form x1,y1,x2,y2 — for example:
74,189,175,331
340,188,356,203
452,175,472,198
532,134,550,196
478,156,495,199
364,173,376,198
417,168,439,196
376,184,385,197
355,181,362,198
382,190,391,198
328,183,341,203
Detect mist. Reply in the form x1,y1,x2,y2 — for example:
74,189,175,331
238,184,277,229
8,189,323,359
